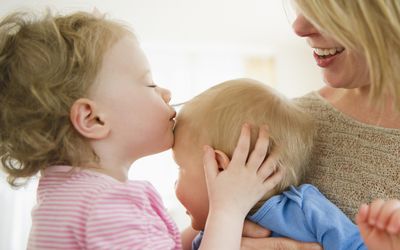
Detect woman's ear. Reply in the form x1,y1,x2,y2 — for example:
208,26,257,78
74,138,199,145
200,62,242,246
70,98,110,139
214,150,230,171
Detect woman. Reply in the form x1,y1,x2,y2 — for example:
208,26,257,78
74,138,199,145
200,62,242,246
240,0,400,249
184,1,400,249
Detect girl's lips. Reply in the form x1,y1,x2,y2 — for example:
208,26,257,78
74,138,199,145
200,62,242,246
313,50,343,68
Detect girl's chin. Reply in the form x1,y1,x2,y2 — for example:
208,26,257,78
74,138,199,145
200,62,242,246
191,220,206,231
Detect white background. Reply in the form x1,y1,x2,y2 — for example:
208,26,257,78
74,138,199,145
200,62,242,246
0,1,323,249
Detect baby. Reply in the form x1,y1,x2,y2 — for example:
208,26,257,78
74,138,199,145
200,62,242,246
0,11,280,250
173,78,398,250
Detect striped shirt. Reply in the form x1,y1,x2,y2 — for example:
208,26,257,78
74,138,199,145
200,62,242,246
28,165,182,250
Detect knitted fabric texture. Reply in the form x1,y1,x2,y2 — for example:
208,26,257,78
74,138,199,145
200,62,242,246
295,92,400,220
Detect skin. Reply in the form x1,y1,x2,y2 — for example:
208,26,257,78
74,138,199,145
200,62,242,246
356,200,400,250
292,14,400,129
173,125,209,231
200,125,284,250
70,35,175,182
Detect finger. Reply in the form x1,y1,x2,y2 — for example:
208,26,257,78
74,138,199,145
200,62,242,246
242,220,271,238
257,148,280,180
356,204,373,238
246,125,270,171
369,199,385,226
387,207,400,234
376,199,400,230
230,123,251,167
269,238,322,250
262,165,284,191
203,145,218,184
356,203,369,224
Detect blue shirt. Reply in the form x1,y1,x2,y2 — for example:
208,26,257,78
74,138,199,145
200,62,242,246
192,184,366,250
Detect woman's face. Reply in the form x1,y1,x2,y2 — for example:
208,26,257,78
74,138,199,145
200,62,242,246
292,13,370,89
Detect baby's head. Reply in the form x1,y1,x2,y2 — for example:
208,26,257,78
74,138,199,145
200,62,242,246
172,78,314,230
0,11,175,185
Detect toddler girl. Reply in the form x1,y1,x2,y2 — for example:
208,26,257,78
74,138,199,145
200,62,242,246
0,11,281,250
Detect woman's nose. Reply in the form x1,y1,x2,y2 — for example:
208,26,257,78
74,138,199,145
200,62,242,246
292,14,318,37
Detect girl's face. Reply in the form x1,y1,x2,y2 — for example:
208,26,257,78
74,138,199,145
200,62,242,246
90,35,176,161
292,13,370,89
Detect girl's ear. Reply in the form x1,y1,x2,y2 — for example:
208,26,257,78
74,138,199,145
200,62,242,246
214,150,230,171
70,98,110,139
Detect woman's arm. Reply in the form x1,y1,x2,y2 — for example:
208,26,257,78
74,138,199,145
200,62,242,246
241,237,322,250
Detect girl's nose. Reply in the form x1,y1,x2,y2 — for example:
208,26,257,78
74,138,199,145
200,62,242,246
292,14,318,37
160,87,171,103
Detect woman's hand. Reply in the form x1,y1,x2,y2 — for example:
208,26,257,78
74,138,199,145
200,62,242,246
241,237,322,250
241,221,322,250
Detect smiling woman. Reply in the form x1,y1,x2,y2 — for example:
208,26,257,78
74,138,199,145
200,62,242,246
238,1,400,249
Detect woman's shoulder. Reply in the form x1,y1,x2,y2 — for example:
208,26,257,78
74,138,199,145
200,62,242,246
293,91,328,112
294,91,400,134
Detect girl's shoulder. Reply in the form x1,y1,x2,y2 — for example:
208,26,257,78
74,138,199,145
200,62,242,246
39,166,160,206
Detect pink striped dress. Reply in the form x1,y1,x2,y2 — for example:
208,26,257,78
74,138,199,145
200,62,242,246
28,165,182,250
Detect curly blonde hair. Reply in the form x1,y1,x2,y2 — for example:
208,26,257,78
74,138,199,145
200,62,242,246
294,0,400,110
0,11,131,186
174,79,315,213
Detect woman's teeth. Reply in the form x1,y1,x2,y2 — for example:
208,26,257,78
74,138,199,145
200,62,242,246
314,47,345,57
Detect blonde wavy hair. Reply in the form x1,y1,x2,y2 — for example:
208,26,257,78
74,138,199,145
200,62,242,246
294,0,400,110
0,11,131,186
174,79,314,213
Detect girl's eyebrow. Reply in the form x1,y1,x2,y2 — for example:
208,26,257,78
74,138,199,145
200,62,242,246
136,70,151,81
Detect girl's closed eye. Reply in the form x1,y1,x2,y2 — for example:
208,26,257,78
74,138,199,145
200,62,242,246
147,84,157,88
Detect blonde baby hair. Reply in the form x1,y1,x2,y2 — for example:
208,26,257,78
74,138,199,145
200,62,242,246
294,0,400,110
174,78,314,213
0,11,132,186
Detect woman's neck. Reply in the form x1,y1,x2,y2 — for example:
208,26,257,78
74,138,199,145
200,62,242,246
319,86,400,129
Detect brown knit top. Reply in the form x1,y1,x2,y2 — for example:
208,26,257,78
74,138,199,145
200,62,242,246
294,92,400,221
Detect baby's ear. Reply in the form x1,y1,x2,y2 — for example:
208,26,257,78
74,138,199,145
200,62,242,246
70,98,110,139
214,150,230,171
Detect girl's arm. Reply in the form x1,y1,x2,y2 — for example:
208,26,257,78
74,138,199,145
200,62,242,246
199,124,283,250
